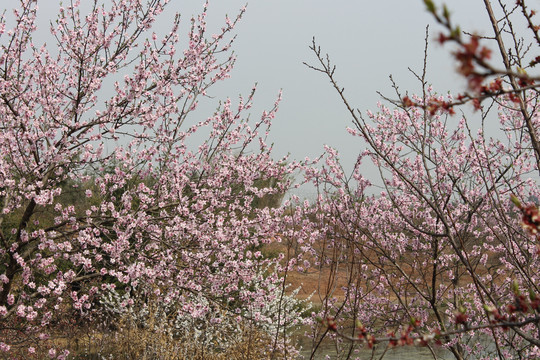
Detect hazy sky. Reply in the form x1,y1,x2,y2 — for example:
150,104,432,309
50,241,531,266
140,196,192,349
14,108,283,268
174,0,493,195
30,1,496,196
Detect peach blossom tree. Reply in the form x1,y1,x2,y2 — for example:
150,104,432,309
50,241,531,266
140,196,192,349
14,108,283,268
0,0,304,357
301,1,540,358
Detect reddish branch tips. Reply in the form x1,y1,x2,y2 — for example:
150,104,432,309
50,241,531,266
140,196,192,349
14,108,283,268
512,195,540,242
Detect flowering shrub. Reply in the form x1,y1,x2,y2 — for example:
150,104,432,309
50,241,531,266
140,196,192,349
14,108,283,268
99,271,310,358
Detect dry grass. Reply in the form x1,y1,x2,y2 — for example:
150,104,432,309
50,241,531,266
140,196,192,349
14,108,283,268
66,322,278,359
35,315,284,360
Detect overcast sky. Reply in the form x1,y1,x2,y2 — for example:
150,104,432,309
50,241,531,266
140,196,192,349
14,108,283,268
31,1,496,196
174,0,494,195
